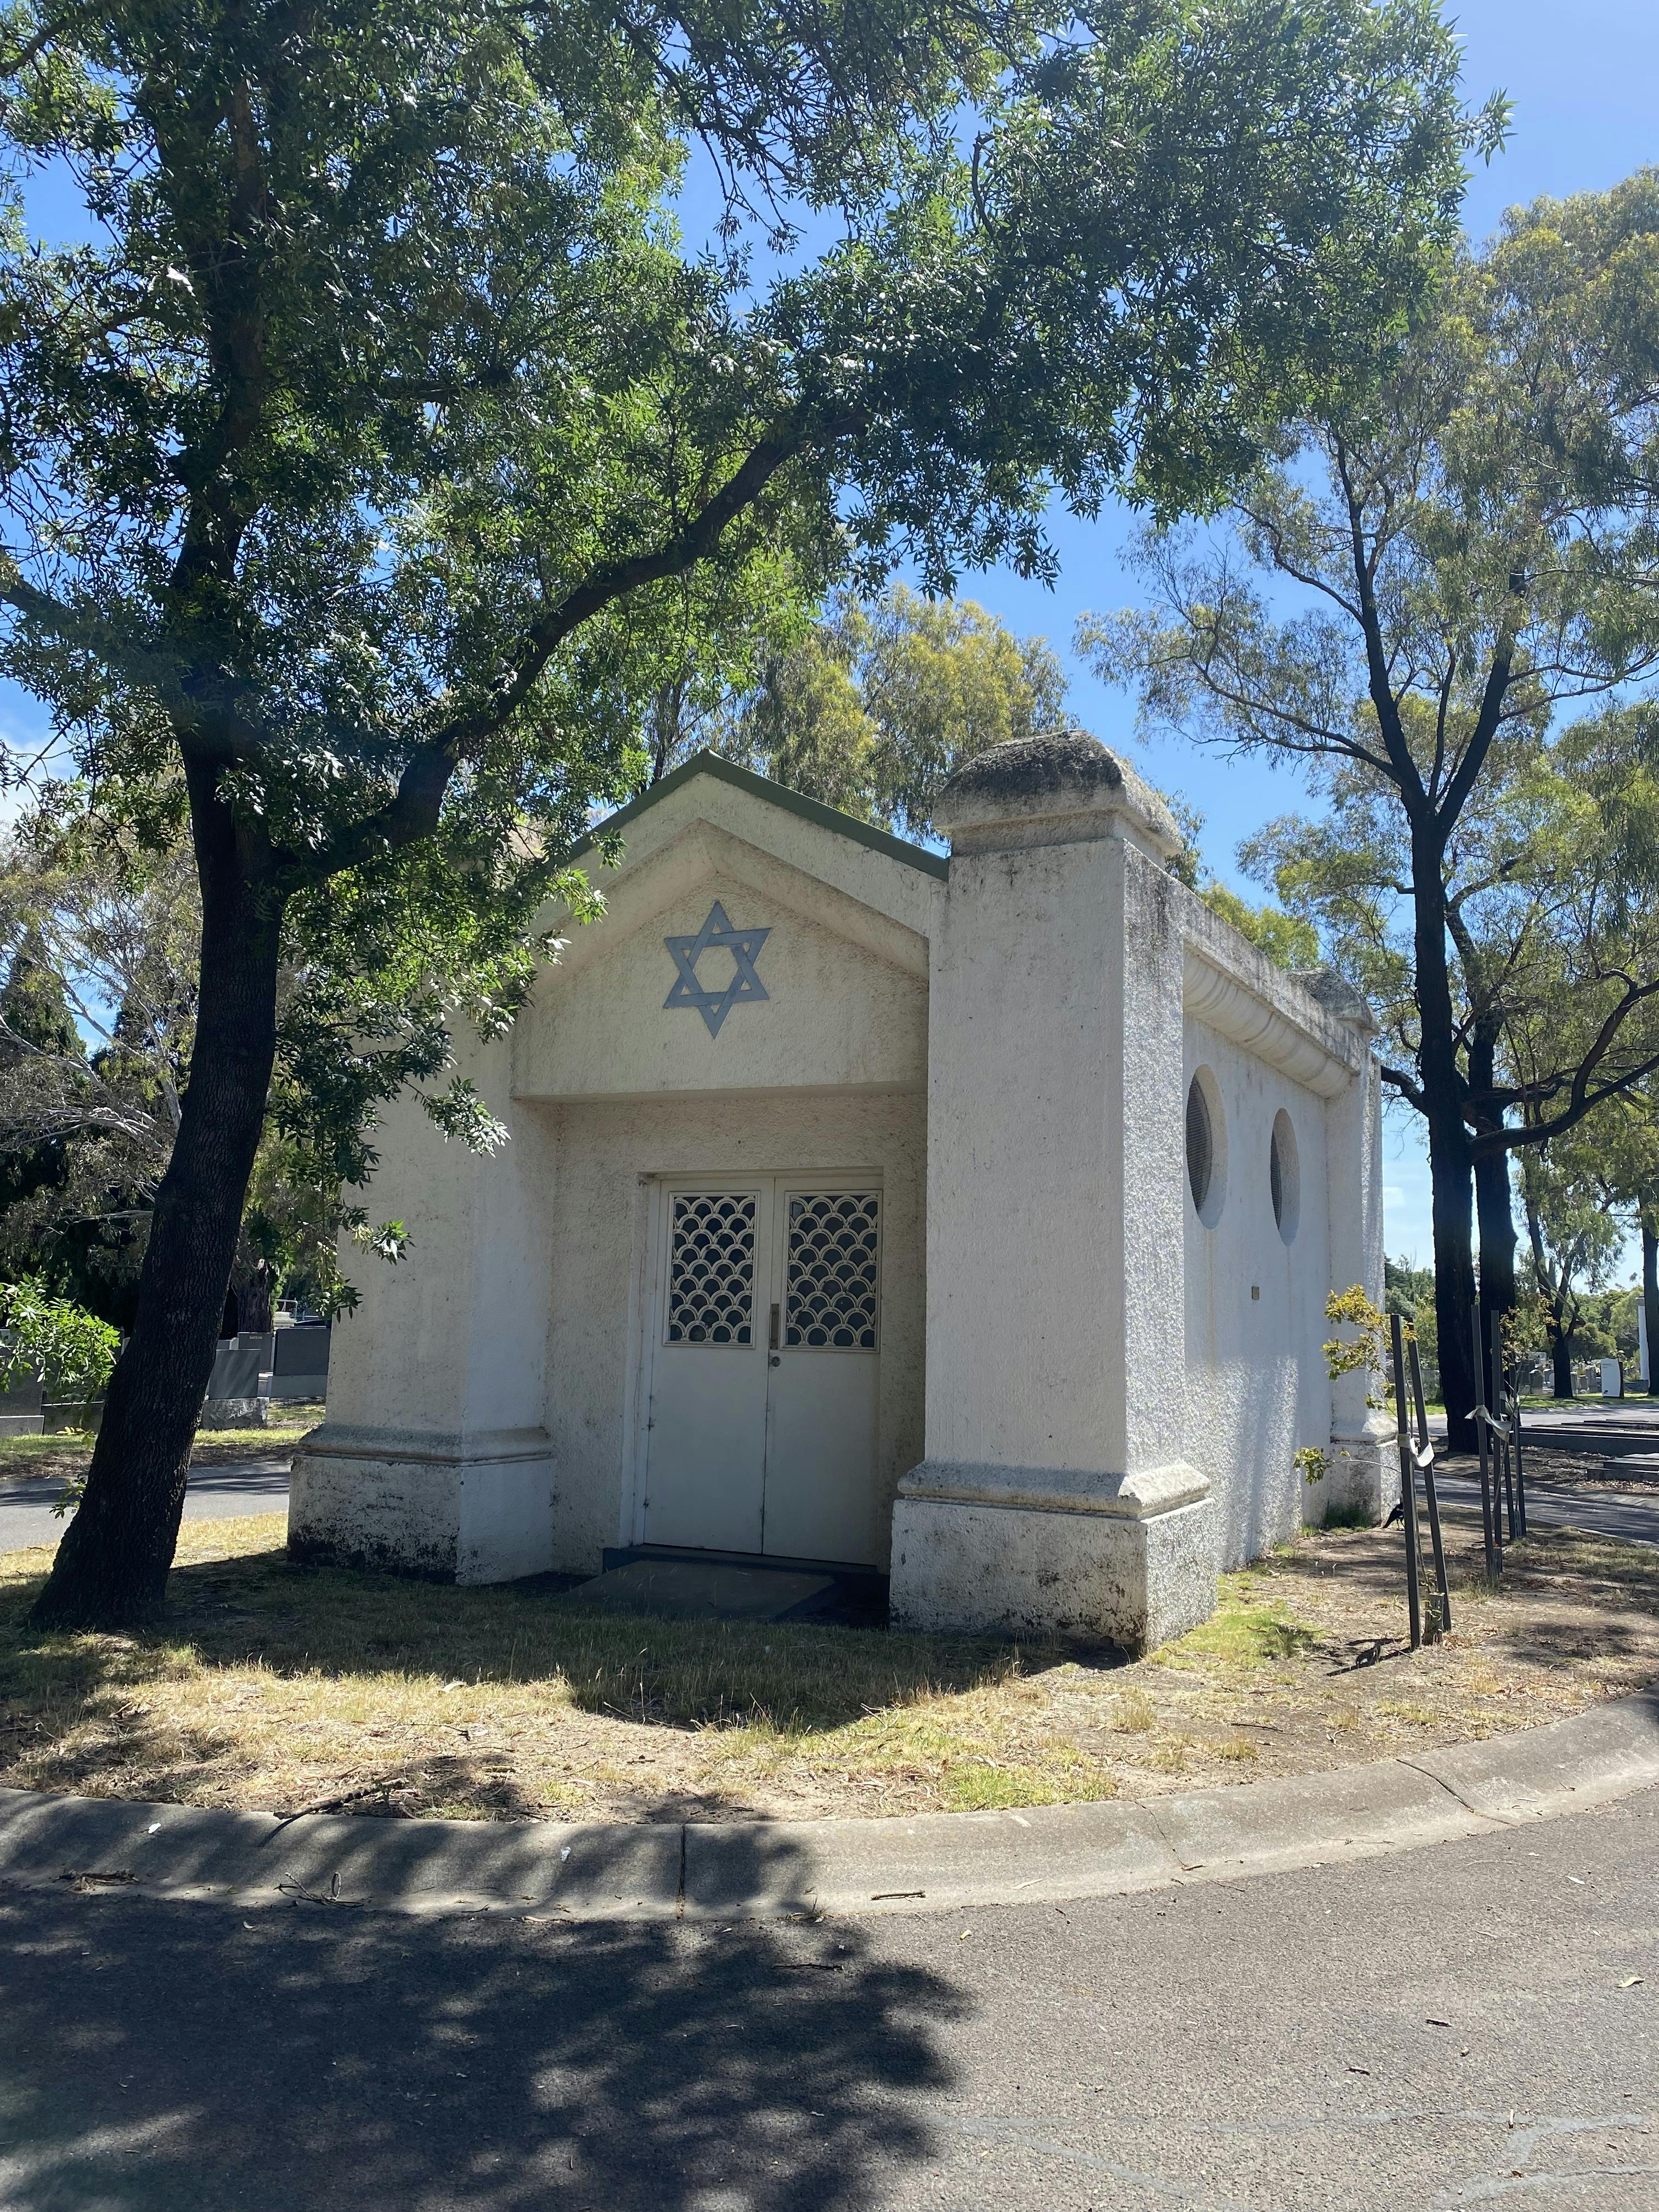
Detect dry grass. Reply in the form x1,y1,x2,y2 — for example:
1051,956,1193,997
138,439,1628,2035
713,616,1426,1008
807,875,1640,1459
1,1498,1654,1825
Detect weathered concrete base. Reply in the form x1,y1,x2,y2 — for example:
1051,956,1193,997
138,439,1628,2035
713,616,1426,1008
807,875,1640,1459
0,1412,43,1436
289,1425,556,1584
1323,1410,1400,1525
888,1460,1217,1652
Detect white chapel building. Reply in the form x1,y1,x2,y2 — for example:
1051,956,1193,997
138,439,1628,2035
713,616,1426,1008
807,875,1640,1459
291,732,1395,1650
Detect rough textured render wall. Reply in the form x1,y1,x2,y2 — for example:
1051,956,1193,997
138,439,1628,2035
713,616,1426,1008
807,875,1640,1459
923,833,1127,1473
1115,843,1191,1481
319,1034,557,1447
1182,1018,1334,1567
543,1088,927,1576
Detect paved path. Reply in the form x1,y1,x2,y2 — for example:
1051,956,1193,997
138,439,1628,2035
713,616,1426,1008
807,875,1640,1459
1434,1471,1659,1550
0,1459,290,1553
1432,1403,1659,1480
3,1785,1654,2211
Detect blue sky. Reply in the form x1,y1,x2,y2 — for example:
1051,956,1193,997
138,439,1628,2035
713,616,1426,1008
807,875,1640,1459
949,0,1658,1278
4,0,1656,1274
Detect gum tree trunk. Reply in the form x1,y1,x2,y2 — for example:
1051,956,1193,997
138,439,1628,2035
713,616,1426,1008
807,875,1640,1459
1644,1215,1659,1398
1428,1104,1480,1446
29,794,284,1628
1468,1028,1515,1400
1413,821,1479,1452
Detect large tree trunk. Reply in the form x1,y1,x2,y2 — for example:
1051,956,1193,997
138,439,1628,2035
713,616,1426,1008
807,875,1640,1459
1550,1328,1574,1400
1644,1214,1659,1398
30,799,284,1628
1412,821,1479,1450
1427,1104,1480,1448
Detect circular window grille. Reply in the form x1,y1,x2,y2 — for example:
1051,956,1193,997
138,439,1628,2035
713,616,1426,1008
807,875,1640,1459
1186,1076,1214,1214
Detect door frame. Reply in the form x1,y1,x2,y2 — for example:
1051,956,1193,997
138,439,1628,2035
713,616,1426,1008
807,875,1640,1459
628,1167,885,1553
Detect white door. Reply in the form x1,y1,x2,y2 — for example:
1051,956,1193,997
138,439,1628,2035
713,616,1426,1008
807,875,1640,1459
642,1177,882,1566
764,1188,882,1565
644,1186,773,1553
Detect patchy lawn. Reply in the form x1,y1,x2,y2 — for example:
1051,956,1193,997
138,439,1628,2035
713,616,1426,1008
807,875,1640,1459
0,1424,317,1486
1,1500,1654,1825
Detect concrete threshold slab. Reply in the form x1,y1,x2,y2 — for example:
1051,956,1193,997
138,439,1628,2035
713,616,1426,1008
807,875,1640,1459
559,1560,836,1622
2,1690,1655,1925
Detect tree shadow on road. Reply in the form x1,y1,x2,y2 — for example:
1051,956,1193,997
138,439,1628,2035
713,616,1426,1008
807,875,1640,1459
0,1857,967,2212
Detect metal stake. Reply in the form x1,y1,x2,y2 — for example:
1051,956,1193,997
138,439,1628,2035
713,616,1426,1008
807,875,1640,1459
1392,1313,1424,1650
1411,1335,1452,1636
1475,1304,1498,1579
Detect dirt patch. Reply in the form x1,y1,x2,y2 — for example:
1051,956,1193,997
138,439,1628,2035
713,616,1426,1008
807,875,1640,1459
1,1499,1653,1825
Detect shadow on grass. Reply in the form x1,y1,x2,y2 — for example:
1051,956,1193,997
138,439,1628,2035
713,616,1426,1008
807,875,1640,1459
1271,1493,1659,1679
0,1535,1071,1813
0,1858,966,2212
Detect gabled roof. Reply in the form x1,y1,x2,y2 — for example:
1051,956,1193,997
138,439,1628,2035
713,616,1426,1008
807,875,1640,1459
573,750,950,884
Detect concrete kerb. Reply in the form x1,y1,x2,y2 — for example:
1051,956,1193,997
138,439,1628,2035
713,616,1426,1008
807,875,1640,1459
3,1690,1656,1924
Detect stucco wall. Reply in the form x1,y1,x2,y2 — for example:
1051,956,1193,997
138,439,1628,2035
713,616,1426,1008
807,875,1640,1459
1182,1018,1335,1567
543,1087,927,1575
323,1035,557,1445
514,848,927,1101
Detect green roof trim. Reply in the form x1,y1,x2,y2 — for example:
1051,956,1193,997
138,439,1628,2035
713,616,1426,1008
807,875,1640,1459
569,750,951,882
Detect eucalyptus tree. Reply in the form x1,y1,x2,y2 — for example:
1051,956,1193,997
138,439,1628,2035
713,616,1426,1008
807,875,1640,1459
0,0,1494,1623
1235,706,1659,1411
1519,1137,1624,1400
1085,176,1659,1446
1578,1079,1659,1399
714,583,1068,831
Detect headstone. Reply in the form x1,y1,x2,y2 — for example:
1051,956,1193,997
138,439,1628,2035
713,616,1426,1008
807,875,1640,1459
268,1324,329,1400
208,1333,274,1401
1600,1357,1623,1399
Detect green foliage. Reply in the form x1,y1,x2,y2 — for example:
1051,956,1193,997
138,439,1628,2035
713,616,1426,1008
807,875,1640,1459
858,587,1068,835
1385,1252,1437,1378
1323,1284,1392,1388
1519,1130,1627,1381
0,800,199,1323
1199,884,1321,972
0,0,1493,1154
717,584,1068,833
0,1276,119,1402
1084,173,1659,1157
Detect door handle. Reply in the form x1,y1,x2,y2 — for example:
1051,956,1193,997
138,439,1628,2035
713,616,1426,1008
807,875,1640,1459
769,1302,780,1351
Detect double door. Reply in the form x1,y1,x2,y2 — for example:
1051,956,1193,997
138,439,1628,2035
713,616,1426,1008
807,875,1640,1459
642,1176,882,1566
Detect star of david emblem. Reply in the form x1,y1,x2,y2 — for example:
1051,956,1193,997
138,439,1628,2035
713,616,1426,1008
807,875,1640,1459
663,900,771,1039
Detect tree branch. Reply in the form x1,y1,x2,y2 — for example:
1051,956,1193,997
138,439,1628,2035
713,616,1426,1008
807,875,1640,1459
274,412,830,889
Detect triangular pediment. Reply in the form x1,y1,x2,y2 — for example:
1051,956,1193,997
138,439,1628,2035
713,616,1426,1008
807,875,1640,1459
514,774,939,1101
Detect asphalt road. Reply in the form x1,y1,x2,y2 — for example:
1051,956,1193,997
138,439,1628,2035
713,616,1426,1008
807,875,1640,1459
0,1460,290,1552
1432,1471,1659,1550
2,1788,1654,2212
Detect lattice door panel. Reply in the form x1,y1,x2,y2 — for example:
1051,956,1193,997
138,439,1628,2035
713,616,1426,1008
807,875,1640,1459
665,1192,756,1345
785,1192,880,1350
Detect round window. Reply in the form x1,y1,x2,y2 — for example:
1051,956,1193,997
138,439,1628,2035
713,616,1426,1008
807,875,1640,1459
1186,1070,1226,1226
1186,1077,1212,1212
1270,1109,1300,1244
